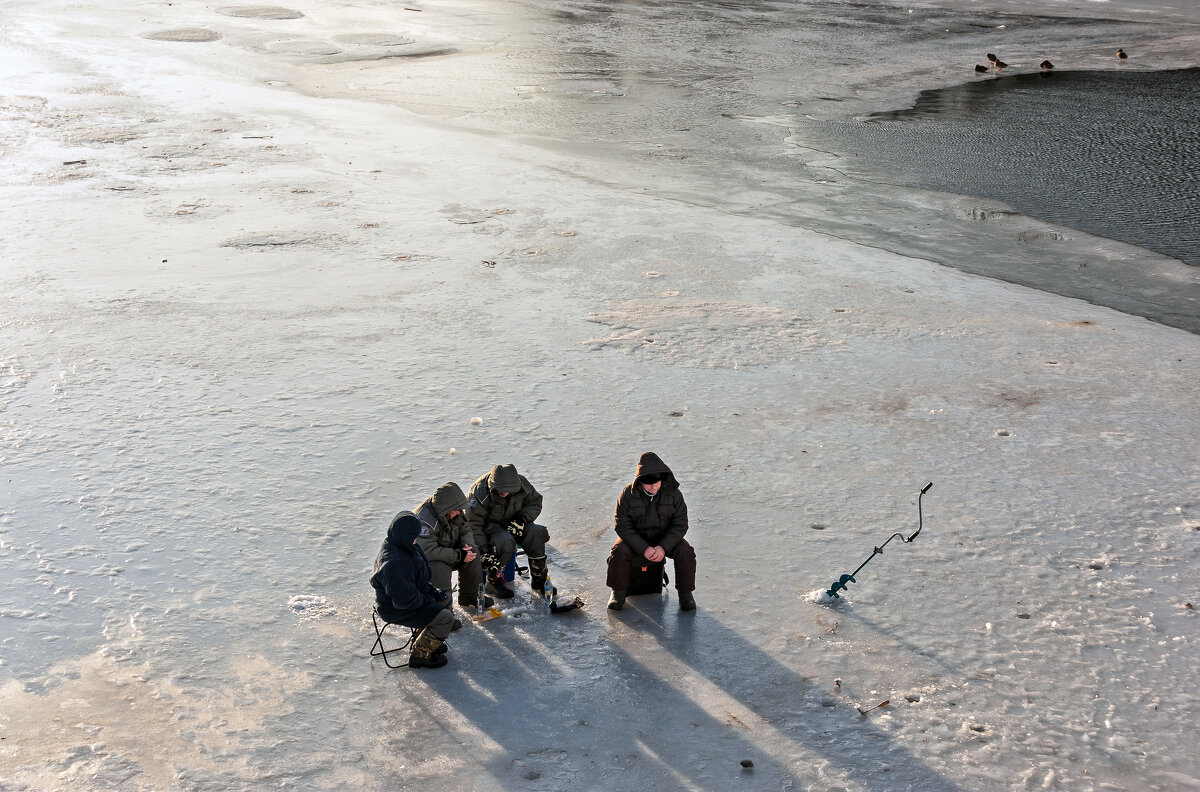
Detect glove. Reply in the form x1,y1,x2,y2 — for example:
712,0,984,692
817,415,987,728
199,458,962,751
456,547,468,564
550,596,584,614
477,549,501,573
506,521,526,540
432,587,450,602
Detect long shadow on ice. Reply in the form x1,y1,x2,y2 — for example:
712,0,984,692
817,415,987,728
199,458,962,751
605,595,966,792
402,608,805,789
385,593,963,791
827,597,963,677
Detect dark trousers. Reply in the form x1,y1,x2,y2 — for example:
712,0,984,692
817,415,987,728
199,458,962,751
606,538,696,593
430,557,484,607
490,522,550,567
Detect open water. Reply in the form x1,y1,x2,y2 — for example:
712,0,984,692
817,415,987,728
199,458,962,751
825,67,1200,268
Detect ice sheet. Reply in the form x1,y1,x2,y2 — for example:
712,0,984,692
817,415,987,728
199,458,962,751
1,1,1197,790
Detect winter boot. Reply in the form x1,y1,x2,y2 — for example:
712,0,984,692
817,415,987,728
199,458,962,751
678,591,696,612
607,589,626,611
528,556,556,598
485,568,515,600
409,628,448,669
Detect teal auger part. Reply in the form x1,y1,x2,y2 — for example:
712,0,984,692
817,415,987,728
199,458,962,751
821,482,932,600
826,573,856,599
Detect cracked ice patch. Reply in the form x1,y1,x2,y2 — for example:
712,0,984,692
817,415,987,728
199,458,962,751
583,299,829,368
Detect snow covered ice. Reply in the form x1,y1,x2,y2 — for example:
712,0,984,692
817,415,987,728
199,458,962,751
2,0,1198,790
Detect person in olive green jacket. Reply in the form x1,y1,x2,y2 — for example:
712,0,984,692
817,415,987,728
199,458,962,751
415,482,487,625
606,452,697,612
466,464,552,599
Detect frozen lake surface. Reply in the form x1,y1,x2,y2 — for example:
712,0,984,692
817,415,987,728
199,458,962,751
2,0,1198,790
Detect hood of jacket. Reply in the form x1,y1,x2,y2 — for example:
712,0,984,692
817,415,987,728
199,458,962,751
633,451,678,489
486,464,525,495
430,482,468,519
386,511,426,546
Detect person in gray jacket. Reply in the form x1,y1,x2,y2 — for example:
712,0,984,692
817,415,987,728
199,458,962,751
466,464,552,599
415,482,487,625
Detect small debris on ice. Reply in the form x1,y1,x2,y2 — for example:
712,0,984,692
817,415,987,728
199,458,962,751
857,699,890,715
469,416,483,425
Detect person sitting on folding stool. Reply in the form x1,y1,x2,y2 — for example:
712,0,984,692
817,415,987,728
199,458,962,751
606,452,697,612
370,511,456,669
467,464,553,599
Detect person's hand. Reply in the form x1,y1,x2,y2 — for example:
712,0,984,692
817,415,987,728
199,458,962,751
462,545,478,564
432,587,450,602
644,546,665,563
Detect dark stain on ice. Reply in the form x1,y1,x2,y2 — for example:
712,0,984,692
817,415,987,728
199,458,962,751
265,40,343,56
332,34,416,46
319,47,458,64
221,231,328,247
988,389,1044,409
141,28,222,42
217,6,304,19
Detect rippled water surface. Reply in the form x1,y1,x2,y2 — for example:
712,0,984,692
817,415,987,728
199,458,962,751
824,68,1200,266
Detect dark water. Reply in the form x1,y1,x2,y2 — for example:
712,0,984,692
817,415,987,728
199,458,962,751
829,68,1200,267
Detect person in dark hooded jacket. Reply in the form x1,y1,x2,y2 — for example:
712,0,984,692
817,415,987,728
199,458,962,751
466,463,552,599
606,452,697,612
370,511,457,669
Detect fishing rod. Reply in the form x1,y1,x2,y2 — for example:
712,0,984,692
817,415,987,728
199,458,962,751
824,482,932,600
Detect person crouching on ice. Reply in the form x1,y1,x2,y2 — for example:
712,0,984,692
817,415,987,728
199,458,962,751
415,482,486,628
606,452,697,612
467,463,553,599
370,511,456,669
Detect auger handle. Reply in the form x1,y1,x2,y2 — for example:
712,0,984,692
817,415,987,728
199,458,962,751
907,482,933,542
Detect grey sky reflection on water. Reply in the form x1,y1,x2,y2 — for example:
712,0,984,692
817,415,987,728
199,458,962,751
851,68,1200,269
